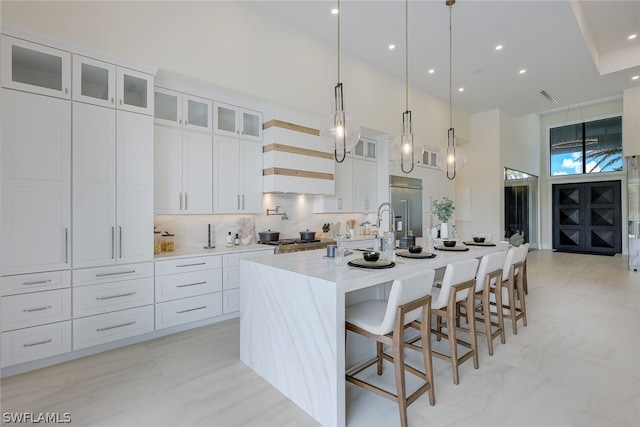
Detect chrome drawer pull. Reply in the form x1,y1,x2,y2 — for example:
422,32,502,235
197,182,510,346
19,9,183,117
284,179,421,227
22,279,52,286
176,305,206,314
176,262,206,268
96,292,136,300
176,281,207,288
23,339,52,348
23,305,52,312
95,270,136,277
96,321,136,332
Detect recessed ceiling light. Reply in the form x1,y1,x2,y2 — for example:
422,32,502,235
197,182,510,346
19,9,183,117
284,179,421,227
495,45,503,50
519,69,526,74
629,34,637,40
458,87,464,92
428,69,435,74
388,44,396,50
632,75,639,80
331,8,339,15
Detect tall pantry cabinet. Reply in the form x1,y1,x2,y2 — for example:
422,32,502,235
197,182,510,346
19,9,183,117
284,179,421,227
0,34,155,368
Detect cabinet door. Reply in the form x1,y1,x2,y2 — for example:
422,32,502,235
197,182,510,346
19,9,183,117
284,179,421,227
154,87,182,127
213,102,239,137
335,157,353,212
117,111,154,263
1,90,71,275
154,125,183,214
239,140,263,213
72,102,117,268
213,135,241,214
183,130,213,214
184,94,212,133
240,108,262,141
353,159,376,213
1,36,71,99
72,55,116,108
116,67,153,115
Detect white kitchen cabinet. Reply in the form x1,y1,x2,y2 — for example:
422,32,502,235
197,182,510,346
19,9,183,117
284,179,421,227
1,35,71,99
72,305,154,350
221,249,273,314
155,293,223,330
72,104,153,268
1,321,72,368
154,125,213,214
352,158,377,213
313,156,355,213
72,54,116,108
354,137,376,160
116,67,153,115
1,89,71,275
213,135,263,214
213,101,262,141
1,288,71,332
154,88,212,132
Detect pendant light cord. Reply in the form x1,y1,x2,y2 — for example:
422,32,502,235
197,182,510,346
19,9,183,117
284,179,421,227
405,0,409,111
337,0,341,85
449,1,453,130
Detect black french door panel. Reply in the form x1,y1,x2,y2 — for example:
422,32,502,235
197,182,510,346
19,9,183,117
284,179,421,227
552,181,621,254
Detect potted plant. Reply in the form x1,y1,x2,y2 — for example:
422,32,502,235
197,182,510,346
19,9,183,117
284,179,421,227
433,197,455,238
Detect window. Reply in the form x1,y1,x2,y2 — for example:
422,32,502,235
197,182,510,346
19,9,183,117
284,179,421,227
550,116,622,176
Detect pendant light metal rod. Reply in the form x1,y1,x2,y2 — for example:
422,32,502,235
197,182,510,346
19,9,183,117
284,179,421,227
405,0,409,112
400,0,414,174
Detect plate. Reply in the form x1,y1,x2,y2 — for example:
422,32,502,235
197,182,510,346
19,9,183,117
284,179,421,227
434,245,469,251
462,241,496,247
348,258,395,269
395,250,436,259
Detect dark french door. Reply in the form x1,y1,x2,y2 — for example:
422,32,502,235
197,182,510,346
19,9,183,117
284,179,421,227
552,181,622,254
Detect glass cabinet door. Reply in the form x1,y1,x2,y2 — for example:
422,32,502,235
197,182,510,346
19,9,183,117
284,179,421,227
72,55,116,108
1,35,71,99
241,109,262,140
154,88,182,126
184,95,212,132
214,103,238,136
117,67,153,115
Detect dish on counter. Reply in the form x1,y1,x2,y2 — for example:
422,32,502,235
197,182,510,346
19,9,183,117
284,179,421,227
434,245,469,251
462,241,496,246
395,250,436,259
348,258,395,269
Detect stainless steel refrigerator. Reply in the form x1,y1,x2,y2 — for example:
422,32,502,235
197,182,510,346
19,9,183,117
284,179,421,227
390,175,422,246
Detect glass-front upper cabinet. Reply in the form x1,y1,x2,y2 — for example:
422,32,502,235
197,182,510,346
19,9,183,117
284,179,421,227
214,101,262,141
154,88,211,132
72,55,116,108
354,138,376,160
1,35,71,99
117,67,153,116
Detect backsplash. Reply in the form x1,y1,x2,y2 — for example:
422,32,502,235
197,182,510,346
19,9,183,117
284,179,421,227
154,193,378,250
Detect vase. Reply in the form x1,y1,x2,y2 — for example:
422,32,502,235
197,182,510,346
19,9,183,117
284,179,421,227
440,222,449,239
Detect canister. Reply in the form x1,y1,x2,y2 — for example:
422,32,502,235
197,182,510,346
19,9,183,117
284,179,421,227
161,231,175,252
154,229,162,255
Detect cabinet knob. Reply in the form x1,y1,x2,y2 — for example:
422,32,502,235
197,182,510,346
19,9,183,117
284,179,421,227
111,97,114,104
119,99,123,105
64,88,68,94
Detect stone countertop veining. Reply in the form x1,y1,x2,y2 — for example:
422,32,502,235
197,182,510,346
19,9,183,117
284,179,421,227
154,243,274,261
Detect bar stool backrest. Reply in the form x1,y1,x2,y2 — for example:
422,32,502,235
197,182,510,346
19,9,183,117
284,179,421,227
475,251,506,292
378,270,436,335
432,258,480,309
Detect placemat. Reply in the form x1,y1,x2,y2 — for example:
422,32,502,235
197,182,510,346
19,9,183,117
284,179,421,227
434,245,469,252
395,251,436,259
462,241,497,247
348,258,396,269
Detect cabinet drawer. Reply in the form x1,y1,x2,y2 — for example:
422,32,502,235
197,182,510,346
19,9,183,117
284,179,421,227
73,262,154,287
1,270,71,296
155,255,221,275
155,270,222,303
73,278,154,318
223,289,240,314
223,266,240,291
1,321,71,367
155,293,222,330
72,305,154,350
1,289,71,332
222,250,273,267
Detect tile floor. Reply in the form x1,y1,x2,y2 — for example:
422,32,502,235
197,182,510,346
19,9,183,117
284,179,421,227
1,250,638,426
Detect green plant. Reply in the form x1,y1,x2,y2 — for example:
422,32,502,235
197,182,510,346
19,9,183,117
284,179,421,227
433,197,455,223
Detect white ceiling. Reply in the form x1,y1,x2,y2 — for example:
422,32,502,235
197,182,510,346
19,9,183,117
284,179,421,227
249,0,640,116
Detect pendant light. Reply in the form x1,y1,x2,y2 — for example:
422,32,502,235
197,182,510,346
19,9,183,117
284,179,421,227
319,0,361,163
437,0,466,180
400,0,414,174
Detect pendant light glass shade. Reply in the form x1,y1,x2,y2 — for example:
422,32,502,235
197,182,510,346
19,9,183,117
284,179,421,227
319,84,360,162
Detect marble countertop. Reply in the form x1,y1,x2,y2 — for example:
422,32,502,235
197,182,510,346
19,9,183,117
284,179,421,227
154,243,274,261
242,244,505,294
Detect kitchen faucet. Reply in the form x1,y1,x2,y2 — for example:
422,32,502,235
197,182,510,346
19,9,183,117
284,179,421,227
266,205,288,220
376,202,395,233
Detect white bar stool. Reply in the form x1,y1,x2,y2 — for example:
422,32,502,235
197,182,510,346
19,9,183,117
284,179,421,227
345,269,436,427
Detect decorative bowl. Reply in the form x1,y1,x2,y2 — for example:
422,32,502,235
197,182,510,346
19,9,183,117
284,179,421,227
363,251,381,262
408,246,423,254
442,240,457,248
472,236,486,243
